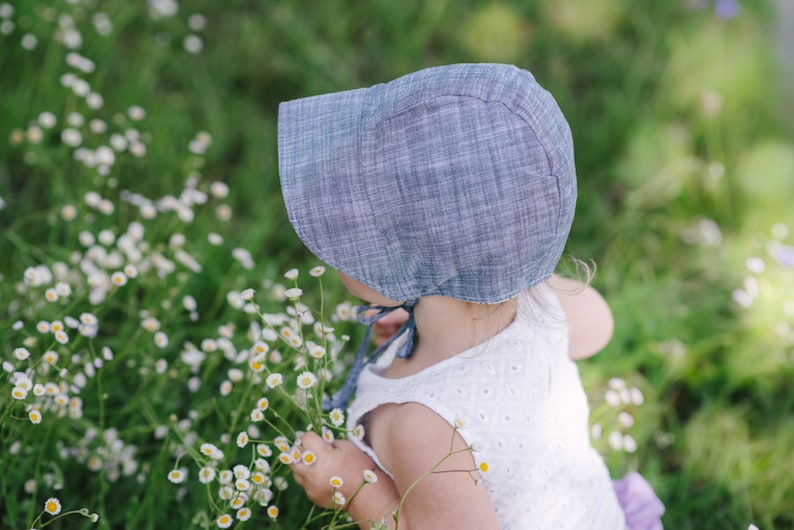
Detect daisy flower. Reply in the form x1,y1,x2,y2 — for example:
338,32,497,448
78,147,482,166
254,488,274,505
266,373,283,388
236,507,252,521
623,434,638,453
128,105,146,121
363,469,378,483
29,409,42,424
333,491,346,506
233,464,250,479
167,468,187,484
13,347,30,361
274,476,288,491
284,287,303,299
253,455,270,472
283,268,299,281
80,312,98,327
296,371,317,390
154,331,169,348
266,505,279,519
198,467,216,484
301,450,317,465
231,493,248,510
309,344,326,359
236,431,249,448
218,470,233,484
38,111,56,128
309,266,326,277
54,330,69,345
279,326,297,342
200,443,223,460
274,436,290,452
322,426,335,443
61,204,77,221
351,424,365,441
44,497,62,515
329,475,344,488
328,408,345,427
55,281,71,297
110,271,128,286
252,341,269,355
216,514,233,528
210,181,229,198
249,357,265,373
256,397,269,411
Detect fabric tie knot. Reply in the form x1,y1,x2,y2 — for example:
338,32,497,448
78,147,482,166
322,299,417,411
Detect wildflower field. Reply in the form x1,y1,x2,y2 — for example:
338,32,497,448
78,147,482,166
1,0,793,528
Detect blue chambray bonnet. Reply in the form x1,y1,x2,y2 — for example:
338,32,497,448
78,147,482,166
278,63,577,408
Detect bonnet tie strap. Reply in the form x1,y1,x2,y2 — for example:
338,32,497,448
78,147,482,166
322,299,417,411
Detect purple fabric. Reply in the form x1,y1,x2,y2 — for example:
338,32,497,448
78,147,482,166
613,472,665,530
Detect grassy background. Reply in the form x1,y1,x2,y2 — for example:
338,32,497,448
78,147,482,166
1,0,793,528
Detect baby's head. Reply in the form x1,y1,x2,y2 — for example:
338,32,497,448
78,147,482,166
278,63,576,305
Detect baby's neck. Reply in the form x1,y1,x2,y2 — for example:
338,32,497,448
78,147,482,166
387,296,518,377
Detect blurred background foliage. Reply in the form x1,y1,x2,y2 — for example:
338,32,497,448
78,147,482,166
1,0,793,528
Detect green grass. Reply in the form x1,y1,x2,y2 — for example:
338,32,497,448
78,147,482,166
1,0,793,528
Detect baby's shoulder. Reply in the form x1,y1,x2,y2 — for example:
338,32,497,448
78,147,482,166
366,401,468,471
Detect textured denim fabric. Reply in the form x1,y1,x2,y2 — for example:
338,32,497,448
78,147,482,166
278,63,577,304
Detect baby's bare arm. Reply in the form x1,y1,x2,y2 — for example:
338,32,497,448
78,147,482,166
367,403,500,530
548,274,615,360
292,403,499,529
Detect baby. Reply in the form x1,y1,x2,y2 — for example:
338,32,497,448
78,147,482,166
278,63,664,529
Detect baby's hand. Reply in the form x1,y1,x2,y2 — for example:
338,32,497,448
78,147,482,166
291,431,397,513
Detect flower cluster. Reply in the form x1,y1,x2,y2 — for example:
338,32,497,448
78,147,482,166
1,6,257,522
1,171,246,526
590,377,646,455
732,223,794,312
158,267,366,527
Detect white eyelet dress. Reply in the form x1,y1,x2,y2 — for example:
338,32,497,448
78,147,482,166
346,286,627,529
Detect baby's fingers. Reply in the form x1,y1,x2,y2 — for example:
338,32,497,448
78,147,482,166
299,431,333,455
291,431,332,475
